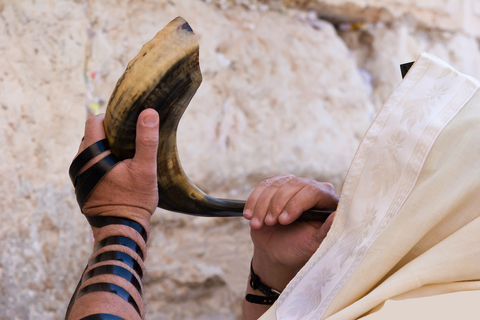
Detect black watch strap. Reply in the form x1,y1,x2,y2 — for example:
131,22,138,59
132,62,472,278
245,260,281,305
245,293,279,305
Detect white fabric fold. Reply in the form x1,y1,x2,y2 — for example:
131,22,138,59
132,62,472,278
259,52,480,320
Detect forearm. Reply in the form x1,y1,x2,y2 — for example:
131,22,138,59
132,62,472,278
66,216,149,320
243,274,271,320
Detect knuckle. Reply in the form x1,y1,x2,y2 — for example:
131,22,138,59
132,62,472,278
85,114,103,127
138,134,158,149
260,175,294,188
323,182,335,191
271,179,285,188
306,183,323,194
85,116,96,127
260,179,273,187
287,177,303,187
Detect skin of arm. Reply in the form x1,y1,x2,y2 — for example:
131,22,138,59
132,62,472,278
242,175,338,320
67,109,160,320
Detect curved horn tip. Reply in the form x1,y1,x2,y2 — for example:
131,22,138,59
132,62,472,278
171,16,194,33
181,22,194,33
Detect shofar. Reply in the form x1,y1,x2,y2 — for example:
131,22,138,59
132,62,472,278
104,17,333,220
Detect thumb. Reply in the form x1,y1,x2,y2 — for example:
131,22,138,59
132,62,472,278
132,109,159,171
315,212,336,243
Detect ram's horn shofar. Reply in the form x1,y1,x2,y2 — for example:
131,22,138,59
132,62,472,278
104,17,335,221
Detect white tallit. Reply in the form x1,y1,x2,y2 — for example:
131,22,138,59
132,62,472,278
260,52,480,320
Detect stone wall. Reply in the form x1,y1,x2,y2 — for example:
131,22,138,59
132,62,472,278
284,0,480,37
0,0,478,319
211,0,480,37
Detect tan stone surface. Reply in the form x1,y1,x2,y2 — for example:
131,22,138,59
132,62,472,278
281,0,480,37
0,1,91,319
0,0,478,319
209,0,480,37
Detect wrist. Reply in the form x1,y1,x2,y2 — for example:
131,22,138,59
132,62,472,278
252,249,299,292
84,204,153,228
86,208,151,240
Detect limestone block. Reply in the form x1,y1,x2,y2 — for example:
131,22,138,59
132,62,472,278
207,0,480,37
0,2,90,319
338,22,480,110
282,0,480,37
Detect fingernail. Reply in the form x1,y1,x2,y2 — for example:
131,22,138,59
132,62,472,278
143,113,158,126
266,212,274,223
251,217,261,228
280,211,289,221
244,209,252,219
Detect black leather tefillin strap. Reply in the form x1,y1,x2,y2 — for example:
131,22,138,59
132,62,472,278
245,260,281,305
82,264,143,296
88,251,144,280
65,244,145,319
76,282,141,316
66,250,145,318
74,153,120,208
94,235,145,261
79,314,126,320
69,139,121,210
69,139,111,185
87,216,148,243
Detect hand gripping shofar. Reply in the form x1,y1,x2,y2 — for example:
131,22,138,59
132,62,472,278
104,17,335,221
